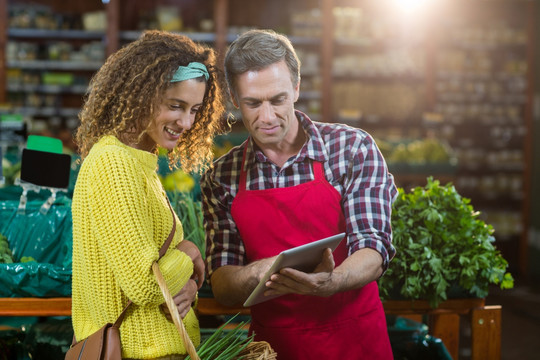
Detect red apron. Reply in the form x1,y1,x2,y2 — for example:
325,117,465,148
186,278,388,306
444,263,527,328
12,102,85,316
231,145,393,360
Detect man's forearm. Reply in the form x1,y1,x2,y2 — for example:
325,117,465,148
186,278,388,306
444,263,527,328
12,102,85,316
332,247,384,293
210,257,275,307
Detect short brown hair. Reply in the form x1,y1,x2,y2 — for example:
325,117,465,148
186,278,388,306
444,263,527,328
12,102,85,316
224,29,301,100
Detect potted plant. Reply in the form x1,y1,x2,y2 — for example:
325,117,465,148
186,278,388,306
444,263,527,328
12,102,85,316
378,177,514,307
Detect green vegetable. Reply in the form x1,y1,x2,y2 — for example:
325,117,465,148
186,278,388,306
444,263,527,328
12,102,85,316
187,314,254,360
170,191,206,259
1,158,21,186
0,234,38,264
0,233,14,264
379,177,514,308
387,138,454,164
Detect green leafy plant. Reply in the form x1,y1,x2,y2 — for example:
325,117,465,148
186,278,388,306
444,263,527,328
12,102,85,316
378,177,514,307
186,314,254,360
170,191,206,258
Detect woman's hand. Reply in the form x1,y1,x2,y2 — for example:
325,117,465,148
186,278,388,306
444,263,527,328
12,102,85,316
161,278,198,320
177,240,205,289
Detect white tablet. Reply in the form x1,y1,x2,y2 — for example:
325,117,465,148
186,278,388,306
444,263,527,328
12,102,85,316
243,232,345,307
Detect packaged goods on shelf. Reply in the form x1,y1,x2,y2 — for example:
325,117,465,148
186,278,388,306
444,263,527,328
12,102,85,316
41,72,74,86
482,211,523,240
333,82,424,121
446,22,527,47
82,11,106,31
295,49,319,76
7,40,105,63
290,8,322,38
6,41,38,61
332,50,425,78
9,4,84,31
9,4,60,30
333,7,366,43
157,6,183,32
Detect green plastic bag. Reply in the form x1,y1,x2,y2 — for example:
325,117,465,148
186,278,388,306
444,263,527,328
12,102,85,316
0,188,72,297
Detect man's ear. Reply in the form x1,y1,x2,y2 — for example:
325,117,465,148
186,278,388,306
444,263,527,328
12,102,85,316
229,88,239,108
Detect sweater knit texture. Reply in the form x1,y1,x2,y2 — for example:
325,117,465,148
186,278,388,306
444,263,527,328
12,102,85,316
72,136,199,358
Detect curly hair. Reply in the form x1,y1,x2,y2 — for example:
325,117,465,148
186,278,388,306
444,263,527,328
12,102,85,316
76,30,228,173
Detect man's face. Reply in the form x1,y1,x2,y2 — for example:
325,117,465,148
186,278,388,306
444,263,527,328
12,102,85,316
233,60,300,151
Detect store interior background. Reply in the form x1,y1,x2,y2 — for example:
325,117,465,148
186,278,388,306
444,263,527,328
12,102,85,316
1,0,540,359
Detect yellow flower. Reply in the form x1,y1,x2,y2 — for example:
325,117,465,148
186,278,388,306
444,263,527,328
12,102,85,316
160,170,195,193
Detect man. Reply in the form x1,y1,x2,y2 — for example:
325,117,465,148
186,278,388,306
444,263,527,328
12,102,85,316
201,29,396,359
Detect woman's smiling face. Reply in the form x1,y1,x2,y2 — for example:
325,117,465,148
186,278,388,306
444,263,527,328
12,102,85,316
138,78,206,152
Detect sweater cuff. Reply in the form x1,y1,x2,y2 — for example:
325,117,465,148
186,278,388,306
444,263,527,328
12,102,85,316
157,249,193,296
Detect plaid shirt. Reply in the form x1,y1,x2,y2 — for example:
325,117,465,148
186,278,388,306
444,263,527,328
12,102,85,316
201,111,397,279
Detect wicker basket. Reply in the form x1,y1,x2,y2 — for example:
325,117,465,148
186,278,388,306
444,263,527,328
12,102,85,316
237,341,277,360
152,262,277,360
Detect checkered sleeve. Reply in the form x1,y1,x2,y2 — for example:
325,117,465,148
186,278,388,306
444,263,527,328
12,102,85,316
340,131,397,271
200,149,247,282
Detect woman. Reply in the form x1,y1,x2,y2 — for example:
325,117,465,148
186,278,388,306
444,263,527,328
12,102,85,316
71,30,226,359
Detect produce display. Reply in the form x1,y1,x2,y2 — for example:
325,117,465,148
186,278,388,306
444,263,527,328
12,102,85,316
1,232,48,264
375,138,457,176
378,177,514,307
0,233,14,264
0,192,73,297
386,138,456,165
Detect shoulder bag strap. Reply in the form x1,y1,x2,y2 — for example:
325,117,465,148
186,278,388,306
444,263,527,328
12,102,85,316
113,199,177,327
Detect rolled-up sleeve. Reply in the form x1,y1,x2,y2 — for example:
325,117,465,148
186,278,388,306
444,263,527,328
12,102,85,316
342,134,397,271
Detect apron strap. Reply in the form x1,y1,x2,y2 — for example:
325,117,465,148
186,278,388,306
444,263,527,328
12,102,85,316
238,143,249,192
312,160,324,181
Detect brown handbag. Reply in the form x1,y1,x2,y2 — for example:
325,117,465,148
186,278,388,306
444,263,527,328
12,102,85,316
65,200,177,360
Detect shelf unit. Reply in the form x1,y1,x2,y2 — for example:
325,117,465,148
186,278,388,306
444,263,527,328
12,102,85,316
0,296,501,360
0,0,220,138
430,1,534,277
0,1,107,151
320,0,534,276
0,0,534,274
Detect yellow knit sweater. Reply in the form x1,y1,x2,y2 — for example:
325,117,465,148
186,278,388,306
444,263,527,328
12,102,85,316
72,136,199,358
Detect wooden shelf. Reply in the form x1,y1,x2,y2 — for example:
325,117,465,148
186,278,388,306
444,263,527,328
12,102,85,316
8,28,105,40
0,297,71,317
196,297,502,360
0,296,501,359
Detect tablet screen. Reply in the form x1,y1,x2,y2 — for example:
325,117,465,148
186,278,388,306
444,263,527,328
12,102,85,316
243,232,345,307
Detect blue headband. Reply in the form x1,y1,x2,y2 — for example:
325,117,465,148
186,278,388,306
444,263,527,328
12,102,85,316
171,62,209,82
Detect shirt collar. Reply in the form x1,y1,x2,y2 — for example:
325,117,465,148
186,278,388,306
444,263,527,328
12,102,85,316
296,110,328,163
246,110,328,166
